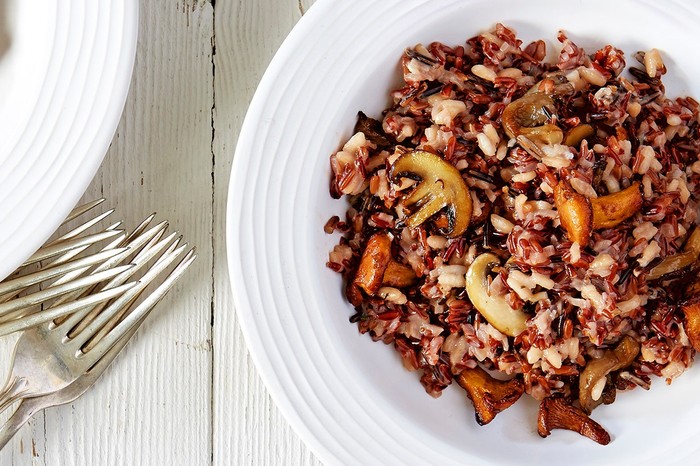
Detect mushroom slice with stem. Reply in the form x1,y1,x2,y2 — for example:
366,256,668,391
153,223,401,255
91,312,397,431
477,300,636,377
389,150,472,238
456,365,524,426
538,396,611,445
465,253,528,337
578,335,640,414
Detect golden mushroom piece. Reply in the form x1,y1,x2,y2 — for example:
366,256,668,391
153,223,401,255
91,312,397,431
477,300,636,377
538,397,611,445
563,124,595,147
647,227,700,281
554,181,643,245
389,150,472,238
353,232,418,296
465,253,529,337
590,182,643,229
456,365,524,426
554,180,593,246
501,92,563,146
578,335,640,414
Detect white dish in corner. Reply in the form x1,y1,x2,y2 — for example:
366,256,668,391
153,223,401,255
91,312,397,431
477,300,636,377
0,0,137,279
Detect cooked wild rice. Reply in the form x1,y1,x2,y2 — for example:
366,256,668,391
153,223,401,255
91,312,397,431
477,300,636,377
326,24,700,442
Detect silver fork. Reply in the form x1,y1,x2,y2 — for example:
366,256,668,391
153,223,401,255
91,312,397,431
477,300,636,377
0,240,196,448
0,201,196,412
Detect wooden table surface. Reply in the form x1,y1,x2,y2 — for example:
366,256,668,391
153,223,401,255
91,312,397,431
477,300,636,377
0,1,320,464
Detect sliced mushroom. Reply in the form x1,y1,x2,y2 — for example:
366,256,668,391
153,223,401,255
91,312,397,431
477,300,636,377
563,124,594,147
382,260,418,288
389,150,472,237
681,300,700,352
502,93,563,146
647,251,697,281
578,336,640,414
554,180,593,245
538,396,611,445
456,366,524,425
465,253,528,336
353,232,392,295
648,228,700,281
590,183,643,229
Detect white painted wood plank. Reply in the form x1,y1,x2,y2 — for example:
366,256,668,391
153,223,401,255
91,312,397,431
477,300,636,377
0,0,215,464
212,0,321,465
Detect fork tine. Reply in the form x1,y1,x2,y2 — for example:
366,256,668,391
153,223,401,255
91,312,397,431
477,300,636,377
0,283,136,337
63,232,179,338
49,220,169,328
22,230,124,267
72,235,182,341
47,209,116,246
123,213,157,244
44,222,124,268
0,265,134,320
61,199,106,225
0,248,128,298
69,244,190,352
82,248,196,359
49,220,168,291
153,237,182,266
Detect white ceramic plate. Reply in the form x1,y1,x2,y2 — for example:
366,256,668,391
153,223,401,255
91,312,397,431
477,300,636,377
0,0,137,280
228,1,700,464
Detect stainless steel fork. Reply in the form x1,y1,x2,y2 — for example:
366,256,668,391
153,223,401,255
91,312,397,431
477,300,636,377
0,199,196,430
0,238,196,448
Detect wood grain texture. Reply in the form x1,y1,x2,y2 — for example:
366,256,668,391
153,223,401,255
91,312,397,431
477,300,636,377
0,0,215,465
212,0,320,465
0,0,325,464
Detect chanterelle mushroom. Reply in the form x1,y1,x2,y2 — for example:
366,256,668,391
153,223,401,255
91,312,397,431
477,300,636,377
554,181,643,245
389,150,472,237
554,180,593,246
353,232,419,296
590,182,643,229
538,396,611,445
465,253,528,337
681,300,700,352
354,232,393,295
456,365,524,425
578,335,640,414
680,266,700,352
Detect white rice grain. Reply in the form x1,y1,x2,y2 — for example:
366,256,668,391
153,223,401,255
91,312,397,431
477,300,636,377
644,48,664,78
491,214,515,234
431,99,467,126
637,240,661,267
471,64,497,82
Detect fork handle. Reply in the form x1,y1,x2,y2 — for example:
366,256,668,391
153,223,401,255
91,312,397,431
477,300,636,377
0,399,38,449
